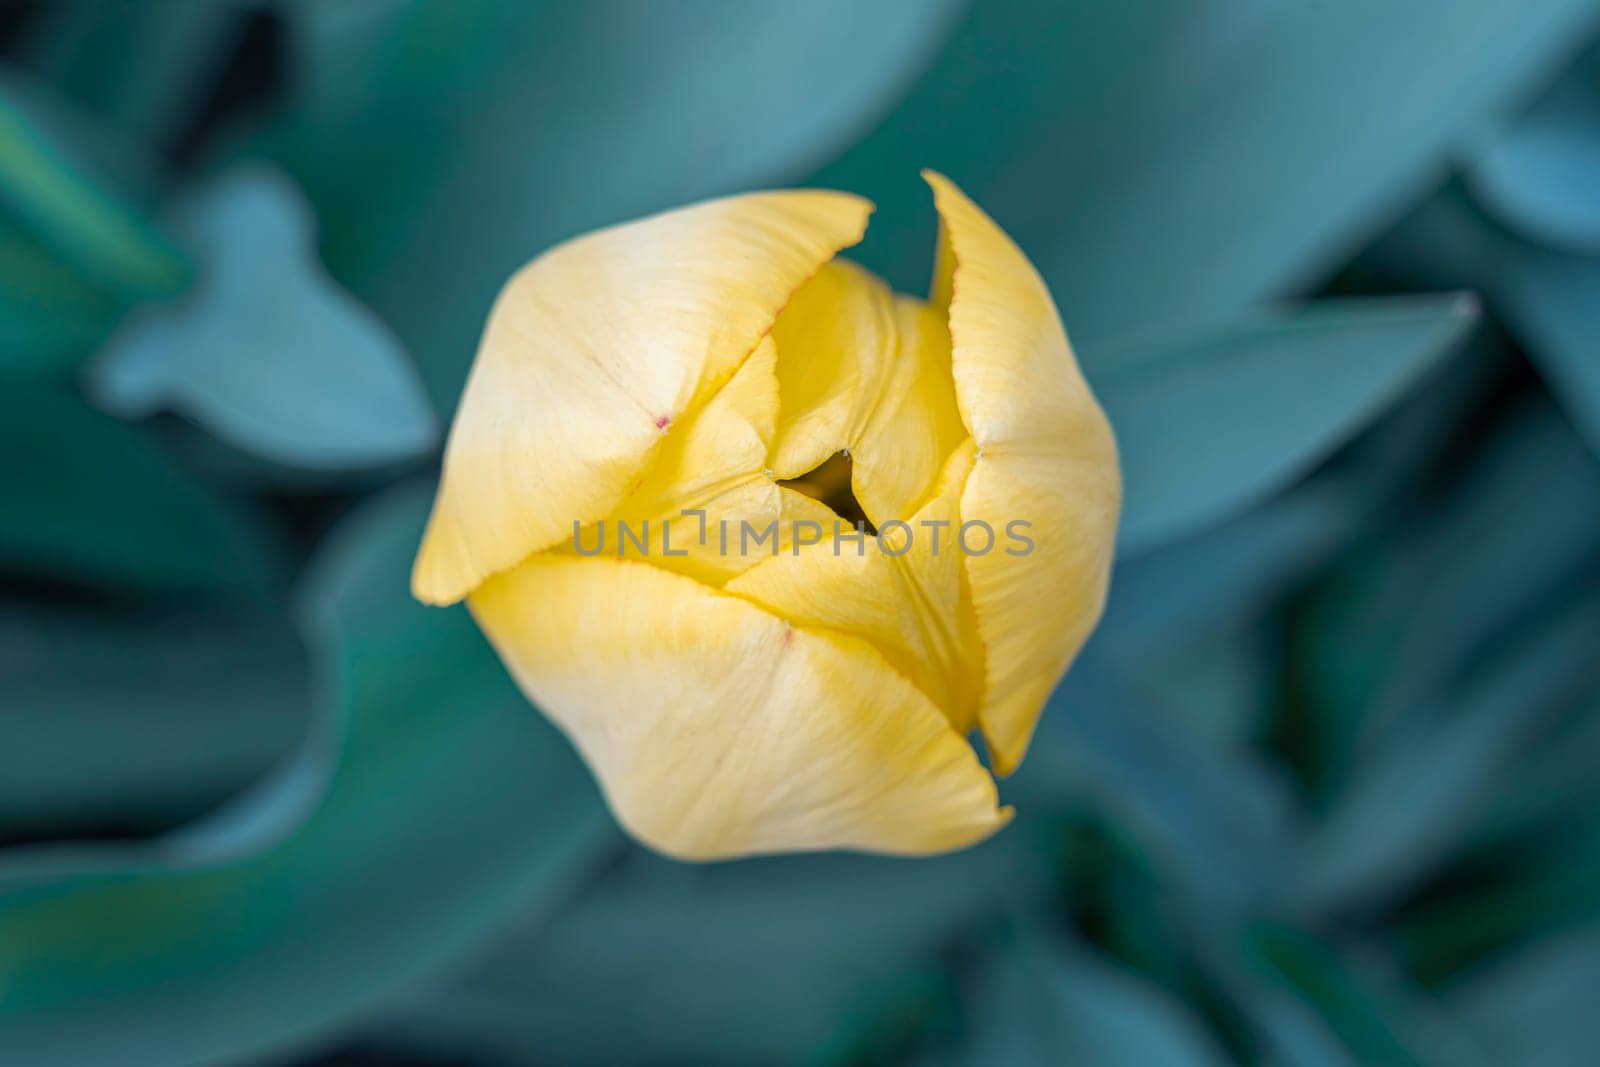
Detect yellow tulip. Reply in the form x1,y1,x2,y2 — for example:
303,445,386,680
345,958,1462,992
412,172,1120,860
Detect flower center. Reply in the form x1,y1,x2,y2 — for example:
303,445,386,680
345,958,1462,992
777,450,877,534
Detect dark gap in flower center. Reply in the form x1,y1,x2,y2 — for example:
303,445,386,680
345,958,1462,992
777,450,877,535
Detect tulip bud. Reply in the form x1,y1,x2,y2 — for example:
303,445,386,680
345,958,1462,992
414,173,1119,860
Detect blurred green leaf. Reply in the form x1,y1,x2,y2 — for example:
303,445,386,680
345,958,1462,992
1294,403,1600,786
1031,655,1298,906
21,3,243,149
0,484,613,1065
1295,581,1600,915
0,72,185,376
1464,690,1600,858
1397,824,1600,982
1226,974,1360,1067
1100,295,1477,555
1137,624,1278,751
1369,185,1600,456
0,605,309,842
961,936,1229,1066
1036,0,1600,344
1334,329,1507,507
1492,243,1600,456
1103,479,1357,650
812,0,1189,291
0,86,188,300
0,218,117,376
88,166,438,471
1243,926,1434,1066
1467,47,1600,253
261,0,965,405
0,384,283,595
363,838,1048,1066
1444,919,1600,1066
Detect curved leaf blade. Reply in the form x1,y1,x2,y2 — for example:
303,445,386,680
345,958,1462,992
0,384,283,595
1100,295,1478,555
0,486,612,1066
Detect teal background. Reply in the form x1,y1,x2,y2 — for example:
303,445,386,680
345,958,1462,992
2,2,1600,1064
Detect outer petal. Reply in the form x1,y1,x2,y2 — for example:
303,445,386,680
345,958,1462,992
770,260,965,522
413,190,871,605
469,555,1009,859
924,171,1120,775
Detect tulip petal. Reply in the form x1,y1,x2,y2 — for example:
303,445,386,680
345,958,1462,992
770,260,966,522
727,442,984,732
770,260,895,479
924,171,1120,774
575,338,780,583
413,191,872,605
854,298,969,522
469,555,1009,859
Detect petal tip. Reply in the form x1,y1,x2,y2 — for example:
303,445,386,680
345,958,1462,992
920,168,963,206
409,513,469,607
988,743,1025,780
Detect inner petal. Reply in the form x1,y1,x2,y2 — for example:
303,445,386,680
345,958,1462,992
727,441,985,733
769,259,965,527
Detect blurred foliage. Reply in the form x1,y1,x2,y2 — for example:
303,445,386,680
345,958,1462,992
0,1,1599,1064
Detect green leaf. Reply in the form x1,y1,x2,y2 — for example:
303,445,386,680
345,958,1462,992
1229,977,1359,1067
0,605,309,841
0,218,117,377
1467,47,1600,253
1444,919,1600,1064
1292,403,1600,788
359,839,1051,1065
1038,0,1600,344
1136,624,1278,751
22,3,243,148
1491,243,1600,457
1243,925,1456,1066
1463,690,1600,858
1028,655,1298,905
807,1,1186,291
0,484,614,1065
88,167,438,471
0,87,188,300
261,0,965,404
1103,479,1358,649
1295,583,1600,915
0,74,185,376
0,384,283,595
1099,295,1478,555
1397,826,1600,982
962,936,1229,1066
1368,184,1600,456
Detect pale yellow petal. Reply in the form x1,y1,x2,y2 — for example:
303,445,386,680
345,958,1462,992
924,170,1120,775
769,260,964,522
769,259,894,480
727,442,984,733
566,342,851,584
853,296,967,522
470,555,1010,859
413,190,872,605
575,338,781,584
